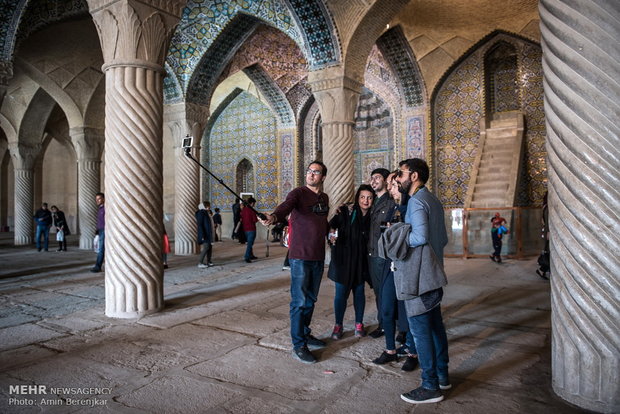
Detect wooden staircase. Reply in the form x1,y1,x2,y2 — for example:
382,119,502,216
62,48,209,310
465,111,525,208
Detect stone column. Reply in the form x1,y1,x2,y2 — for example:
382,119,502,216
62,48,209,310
165,103,208,256
308,69,362,211
539,1,620,412
88,0,181,318
72,127,104,249
8,143,40,246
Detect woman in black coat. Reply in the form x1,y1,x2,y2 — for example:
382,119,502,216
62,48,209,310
328,184,374,339
51,205,71,251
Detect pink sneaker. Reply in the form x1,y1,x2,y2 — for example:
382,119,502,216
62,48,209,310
355,323,366,337
331,324,343,340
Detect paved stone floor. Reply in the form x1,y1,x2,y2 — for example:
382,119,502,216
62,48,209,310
0,233,588,413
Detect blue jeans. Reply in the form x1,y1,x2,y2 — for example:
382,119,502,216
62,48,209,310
95,229,105,270
289,259,324,348
244,231,256,260
368,256,387,327
381,271,416,353
408,305,449,390
334,281,365,325
35,225,50,250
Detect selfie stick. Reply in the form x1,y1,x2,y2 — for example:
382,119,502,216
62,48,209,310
182,137,267,221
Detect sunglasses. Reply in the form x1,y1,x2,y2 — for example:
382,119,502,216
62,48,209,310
397,169,412,177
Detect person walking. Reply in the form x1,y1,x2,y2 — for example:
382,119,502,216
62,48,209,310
91,193,105,272
328,184,374,340
262,161,330,364
33,202,52,251
196,202,214,268
50,205,71,251
213,208,223,242
241,197,258,263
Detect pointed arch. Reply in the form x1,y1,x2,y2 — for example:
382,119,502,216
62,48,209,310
243,64,295,127
235,158,254,194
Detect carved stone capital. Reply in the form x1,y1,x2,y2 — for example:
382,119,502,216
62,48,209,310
165,102,210,147
71,127,105,160
8,143,41,170
307,69,362,124
87,0,182,67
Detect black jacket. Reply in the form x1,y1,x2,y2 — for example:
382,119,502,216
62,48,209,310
328,205,371,288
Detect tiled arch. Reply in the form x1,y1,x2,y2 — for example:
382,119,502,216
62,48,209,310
168,0,340,97
243,64,294,127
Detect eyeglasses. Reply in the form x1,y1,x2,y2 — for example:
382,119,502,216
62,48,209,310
306,169,322,176
397,169,412,177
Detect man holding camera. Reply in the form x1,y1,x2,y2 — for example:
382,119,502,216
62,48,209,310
262,161,330,364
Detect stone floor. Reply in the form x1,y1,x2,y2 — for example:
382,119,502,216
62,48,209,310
0,233,588,413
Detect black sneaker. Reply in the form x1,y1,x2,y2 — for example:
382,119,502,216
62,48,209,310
90,267,102,273
306,335,326,349
401,386,443,404
372,351,399,365
401,356,418,372
369,328,384,338
292,346,316,364
395,331,407,344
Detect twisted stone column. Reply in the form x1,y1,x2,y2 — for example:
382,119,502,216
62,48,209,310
174,142,200,255
88,0,181,318
72,127,103,250
540,0,620,412
308,71,361,211
13,168,35,245
165,104,208,256
9,143,40,246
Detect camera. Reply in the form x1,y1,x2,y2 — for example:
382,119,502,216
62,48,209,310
182,135,193,149
312,202,329,216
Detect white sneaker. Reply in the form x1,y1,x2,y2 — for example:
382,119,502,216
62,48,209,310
282,266,291,270
197,263,208,268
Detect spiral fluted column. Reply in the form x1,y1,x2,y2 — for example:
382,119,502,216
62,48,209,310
540,0,620,412
13,168,34,245
88,0,181,318
308,70,362,211
322,122,355,211
9,143,40,246
72,127,103,250
174,142,200,255
104,64,164,317
165,104,208,256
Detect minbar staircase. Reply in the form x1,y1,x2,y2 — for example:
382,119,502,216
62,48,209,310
465,111,525,208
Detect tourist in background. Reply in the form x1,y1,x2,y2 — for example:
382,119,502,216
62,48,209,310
91,193,105,272
50,205,70,252
33,202,52,252
195,202,214,268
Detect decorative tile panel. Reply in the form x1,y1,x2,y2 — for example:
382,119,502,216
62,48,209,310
280,132,294,197
208,91,277,212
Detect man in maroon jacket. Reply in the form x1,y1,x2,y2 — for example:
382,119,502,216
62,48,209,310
263,161,330,364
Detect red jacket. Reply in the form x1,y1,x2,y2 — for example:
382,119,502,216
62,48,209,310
241,205,258,232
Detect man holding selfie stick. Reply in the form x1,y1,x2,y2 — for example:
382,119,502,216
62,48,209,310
261,161,330,364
